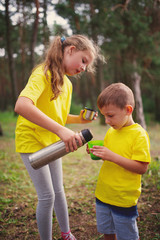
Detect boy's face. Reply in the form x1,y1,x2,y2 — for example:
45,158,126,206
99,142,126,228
100,104,133,130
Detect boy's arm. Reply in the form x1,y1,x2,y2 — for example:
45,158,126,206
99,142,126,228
91,146,149,174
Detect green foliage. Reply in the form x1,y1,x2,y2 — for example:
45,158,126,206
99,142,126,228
70,101,83,115
0,111,17,138
142,157,160,190
1,1,160,119
0,111,17,123
144,113,155,126
54,0,160,122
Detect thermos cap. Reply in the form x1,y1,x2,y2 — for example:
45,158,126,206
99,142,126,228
84,107,96,112
81,129,93,142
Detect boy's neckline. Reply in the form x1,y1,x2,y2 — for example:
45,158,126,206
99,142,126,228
112,123,138,131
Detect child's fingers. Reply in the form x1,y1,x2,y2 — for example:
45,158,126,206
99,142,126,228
92,145,103,150
86,144,90,154
91,146,104,156
93,111,98,120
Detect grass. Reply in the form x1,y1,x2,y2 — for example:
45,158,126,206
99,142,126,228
0,111,160,240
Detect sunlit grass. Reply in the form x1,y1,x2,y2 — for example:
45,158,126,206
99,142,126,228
0,111,17,138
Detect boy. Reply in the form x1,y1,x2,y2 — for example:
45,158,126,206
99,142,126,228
88,83,151,240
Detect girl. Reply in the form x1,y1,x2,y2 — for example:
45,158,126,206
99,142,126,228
14,35,102,240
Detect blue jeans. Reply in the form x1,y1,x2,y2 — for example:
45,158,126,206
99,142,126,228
96,198,139,240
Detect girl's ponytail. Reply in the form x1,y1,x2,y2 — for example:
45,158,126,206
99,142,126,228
44,36,65,100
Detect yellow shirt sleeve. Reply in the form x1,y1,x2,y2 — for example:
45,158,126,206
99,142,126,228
19,67,47,105
132,131,151,162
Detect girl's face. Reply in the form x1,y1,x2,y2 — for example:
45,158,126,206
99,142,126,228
63,46,94,76
100,104,134,130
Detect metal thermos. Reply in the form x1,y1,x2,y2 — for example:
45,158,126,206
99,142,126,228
83,107,96,121
29,129,93,170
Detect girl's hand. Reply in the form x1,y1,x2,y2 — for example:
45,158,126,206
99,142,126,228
86,144,90,154
79,109,98,123
92,111,98,120
57,127,83,152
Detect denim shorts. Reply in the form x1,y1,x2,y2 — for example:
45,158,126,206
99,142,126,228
96,198,139,240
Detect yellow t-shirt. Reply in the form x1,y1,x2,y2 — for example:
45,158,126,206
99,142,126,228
15,65,72,153
95,123,151,207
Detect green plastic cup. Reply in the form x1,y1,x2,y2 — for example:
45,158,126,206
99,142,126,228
88,140,104,160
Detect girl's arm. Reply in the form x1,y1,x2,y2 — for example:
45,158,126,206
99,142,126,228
66,110,98,124
14,96,82,152
90,145,149,174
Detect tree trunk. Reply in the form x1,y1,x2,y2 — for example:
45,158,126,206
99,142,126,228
69,0,80,32
155,94,160,121
30,0,40,69
5,0,19,106
17,0,27,89
132,66,146,129
43,0,49,51
89,0,106,124
96,59,105,125
86,72,97,109
0,123,3,136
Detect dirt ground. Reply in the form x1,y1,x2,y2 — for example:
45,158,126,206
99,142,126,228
1,184,160,240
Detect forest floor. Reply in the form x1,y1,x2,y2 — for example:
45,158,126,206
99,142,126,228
0,115,160,240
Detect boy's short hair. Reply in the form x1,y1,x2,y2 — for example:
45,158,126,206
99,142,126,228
97,82,135,110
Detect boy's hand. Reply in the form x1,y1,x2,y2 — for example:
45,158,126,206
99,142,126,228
86,144,90,154
90,145,112,160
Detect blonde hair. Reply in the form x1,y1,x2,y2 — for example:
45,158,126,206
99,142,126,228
97,83,135,110
43,35,103,100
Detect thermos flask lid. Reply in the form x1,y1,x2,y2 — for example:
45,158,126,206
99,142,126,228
81,129,93,142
